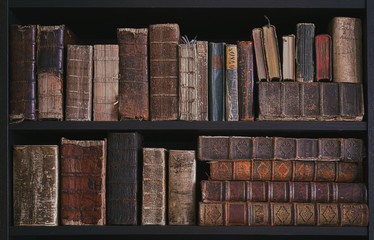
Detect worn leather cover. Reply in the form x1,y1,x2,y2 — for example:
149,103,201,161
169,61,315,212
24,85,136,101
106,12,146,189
316,34,332,81
225,44,239,121
339,83,364,121
282,34,295,81
149,24,180,120
168,150,196,225
296,23,315,82
258,82,281,119
320,82,339,120
107,132,142,225
300,82,320,119
61,138,106,225
252,28,269,81
281,82,300,118
13,145,59,226
262,25,282,80
10,25,37,121
142,148,166,225
117,28,149,120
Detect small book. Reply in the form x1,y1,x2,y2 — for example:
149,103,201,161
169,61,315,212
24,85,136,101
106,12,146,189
225,44,239,121
315,34,332,81
296,23,315,82
252,28,269,81
262,24,282,81
282,34,295,81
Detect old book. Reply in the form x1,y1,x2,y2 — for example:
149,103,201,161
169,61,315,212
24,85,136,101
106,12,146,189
339,83,364,121
93,44,119,121
208,42,225,121
149,24,180,120
199,202,368,226
296,23,315,82
117,28,149,120
252,28,269,81
169,150,196,225
300,82,320,119
257,82,281,120
65,45,93,121
237,41,254,121
330,17,362,83
107,132,142,225
37,25,77,120
262,24,282,81
320,82,339,120
225,44,239,121
281,82,300,118
315,34,332,81
142,148,167,225
282,34,295,81
201,181,367,203
9,25,37,121
61,138,106,225
13,145,59,226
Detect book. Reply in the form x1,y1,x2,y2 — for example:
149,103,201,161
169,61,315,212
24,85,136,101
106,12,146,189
107,132,142,225
61,138,106,225
225,44,239,121
117,28,149,120
282,34,295,81
320,82,339,120
258,82,281,118
13,145,59,226
262,24,282,81
93,44,119,121
142,148,167,225
296,23,315,82
339,83,364,121
9,24,37,121
199,202,368,226
168,150,196,225
281,82,300,118
252,28,269,81
300,82,320,119
315,34,332,81
149,24,180,120
65,45,93,121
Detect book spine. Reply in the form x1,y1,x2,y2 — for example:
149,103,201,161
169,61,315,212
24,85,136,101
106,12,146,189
225,44,239,121
13,145,59,226
257,82,281,120
281,82,300,118
117,28,149,120
198,136,230,161
282,34,295,81
9,24,37,121
252,28,269,81
300,82,320,119
320,82,339,120
315,34,332,81
262,25,282,80
197,41,209,121
339,83,364,121
296,23,315,82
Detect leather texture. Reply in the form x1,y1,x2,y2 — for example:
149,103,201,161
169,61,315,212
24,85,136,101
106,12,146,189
296,23,315,82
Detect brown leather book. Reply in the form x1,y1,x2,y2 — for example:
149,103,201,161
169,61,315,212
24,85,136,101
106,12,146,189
281,82,300,118
142,148,166,225
339,83,364,121
117,28,149,120
37,25,77,120
262,24,282,81
168,150,196,225
199,202,368,226
149,24,180,120
10,24,37,121
252,28,269,81
300,82,320,119
257,82,281,120
13,145,59,226
61,138,106,225
320,82,339,120
65,45,93,121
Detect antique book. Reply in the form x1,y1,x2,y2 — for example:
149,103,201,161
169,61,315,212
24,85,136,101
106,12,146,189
281,82,300,118
37,25,77,120
65,45,93,121
237,41,254,121
315,34,332,81
320,82,339,120
13,145,59,226
117,28,149,120
208,42,225,121
296,23,315,82
201,181,367,203
339,83,364,121
168,150,196,225
199,202,368,226
282,34,295,81
107,132,142,225
300,82,320,119
257,82,281,119
9,24,37,121
149,24,180,120
178,41,208,121
142,148,167,225
252,28,269,81
330,17,362,83
225,44,239,121
262,24,282,80
93,44,119,121
61,138,106,225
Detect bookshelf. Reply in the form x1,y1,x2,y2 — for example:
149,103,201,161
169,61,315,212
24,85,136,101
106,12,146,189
1,0,373,239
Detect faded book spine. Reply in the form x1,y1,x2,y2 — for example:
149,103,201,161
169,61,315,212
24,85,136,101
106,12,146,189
257,82,281,120
13,145,59,226
281,82,300,118
282,34,295,81
61,138,106,225
339,83,364,121
169,150,196,225
296,23,315,82
225,44,239,121
252,28,269,81
300,82,320,119
93,44,119,121
316,34,332,81
10,24,37,121
320,82,339,120
262,25,282,80
65,45,93,121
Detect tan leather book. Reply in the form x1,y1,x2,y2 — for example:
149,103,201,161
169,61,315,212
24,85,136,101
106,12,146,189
252,28,269,81
262,24,282,81
282,34,295,81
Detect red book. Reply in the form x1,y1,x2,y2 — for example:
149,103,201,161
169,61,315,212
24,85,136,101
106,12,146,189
316,34,332,81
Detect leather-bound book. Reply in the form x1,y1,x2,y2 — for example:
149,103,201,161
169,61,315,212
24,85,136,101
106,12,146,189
168,150,196,225
107,132,142,225
225,44,239,121
142,148,166,225
262,24,282,81
257,82,281,120
117,28,149,120
315,34,332,81
282,34,295,81
252,28,269,81
13,145,59,226
65,45,93,121
320,82,339,120
296,23,315,82
93,44,119,121
300,82,320,119
61,138,106,225
37,25,77,120
281,82,300,118
339,83,364,121
10,24,37,121
149,24,180,120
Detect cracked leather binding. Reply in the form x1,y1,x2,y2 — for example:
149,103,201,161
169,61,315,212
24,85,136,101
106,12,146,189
296,23,315,82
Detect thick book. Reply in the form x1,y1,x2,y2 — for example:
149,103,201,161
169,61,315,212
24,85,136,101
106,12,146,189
117,28,149,120
9,24,37,121
61,138,106,225
281,82,300,118
282,34,295,81
199,202,368,226
225,44,239,121
142,148,167,225
296,23,315,82
37,25,77,120
339,83,364,121
320,82,339,120
300,82,320,119
168,150,196,225
107,132,142,225
13,145,59,226
316,34,332,81
93,44,119,121
258,82,281,118
149,24,180,120
262,24,282,81
65,45,93,121
252,28,269,81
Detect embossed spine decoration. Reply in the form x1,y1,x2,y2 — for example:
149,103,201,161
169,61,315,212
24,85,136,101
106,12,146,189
296,23,315,82
225,44,239,121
